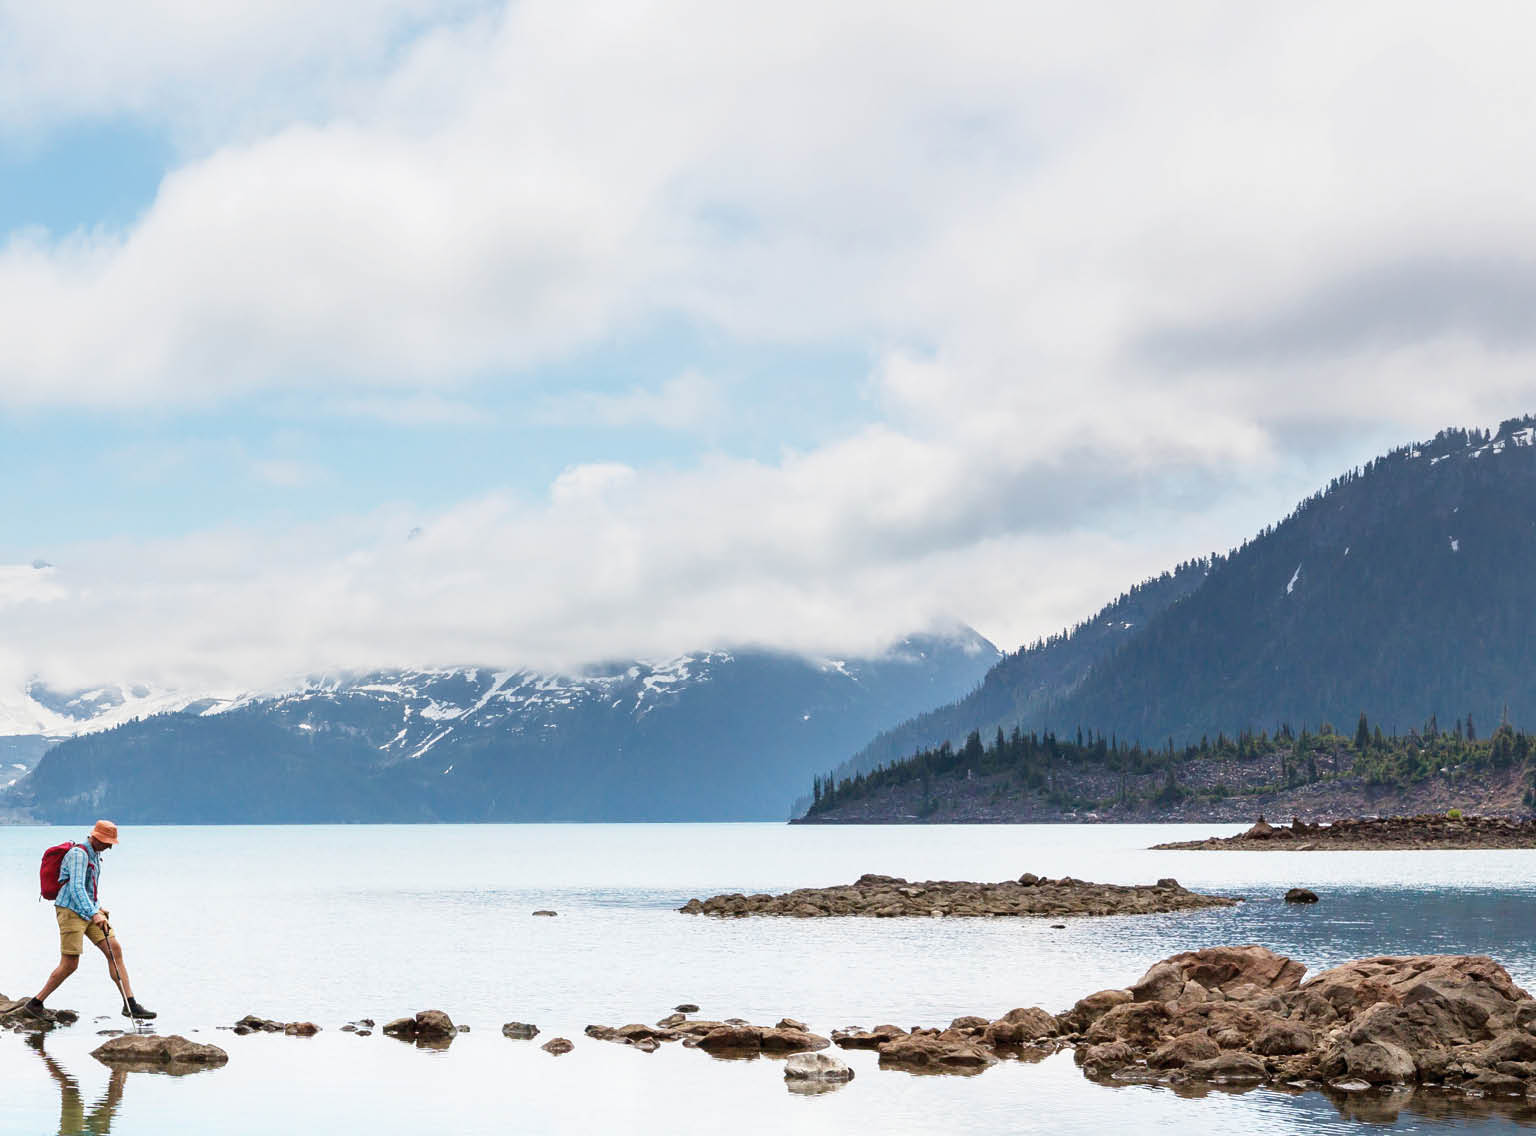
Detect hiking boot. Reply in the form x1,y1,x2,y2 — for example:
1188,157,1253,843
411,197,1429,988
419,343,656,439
122,998,156,1021
23,998,56,1023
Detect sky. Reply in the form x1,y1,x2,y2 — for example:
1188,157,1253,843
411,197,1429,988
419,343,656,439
4,0,1536,694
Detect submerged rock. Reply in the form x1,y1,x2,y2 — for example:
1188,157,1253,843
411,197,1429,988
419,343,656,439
502,1021,540,1040
1285,888,1321,904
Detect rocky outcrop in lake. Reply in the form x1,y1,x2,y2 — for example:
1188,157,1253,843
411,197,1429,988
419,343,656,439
1065,946,1536,1101
679,873,1238,918
1154,813,1536,850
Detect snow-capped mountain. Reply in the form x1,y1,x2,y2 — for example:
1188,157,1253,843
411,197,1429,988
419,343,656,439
7,630,1000,822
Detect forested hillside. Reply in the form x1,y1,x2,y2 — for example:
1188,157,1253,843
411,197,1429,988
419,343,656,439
800,713,1535,823
826,415,1536,798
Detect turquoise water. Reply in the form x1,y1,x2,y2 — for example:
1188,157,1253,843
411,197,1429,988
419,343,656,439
3,823,1536,1134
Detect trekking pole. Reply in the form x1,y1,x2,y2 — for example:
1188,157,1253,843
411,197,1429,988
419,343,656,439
100,922,140,1031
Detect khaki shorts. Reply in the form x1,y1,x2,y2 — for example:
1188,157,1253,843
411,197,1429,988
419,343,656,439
56,906,107,957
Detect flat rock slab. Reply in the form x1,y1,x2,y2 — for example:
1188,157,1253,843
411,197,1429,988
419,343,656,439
679,872,1238,918
1154,814,1536,851
92,1034,228,1070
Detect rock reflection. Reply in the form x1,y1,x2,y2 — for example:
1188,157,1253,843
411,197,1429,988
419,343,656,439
27,1033,127,1136
1321,1083,1536,1125
1086,1071,1536,1126
785,1078,848,1096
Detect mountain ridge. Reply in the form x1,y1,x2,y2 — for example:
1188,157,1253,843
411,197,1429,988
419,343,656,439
5,630,998,823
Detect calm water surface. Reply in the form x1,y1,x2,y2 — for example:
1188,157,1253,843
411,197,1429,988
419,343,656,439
3,822,1536,1135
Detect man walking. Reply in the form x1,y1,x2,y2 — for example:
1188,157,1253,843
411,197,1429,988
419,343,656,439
25,820,155,1023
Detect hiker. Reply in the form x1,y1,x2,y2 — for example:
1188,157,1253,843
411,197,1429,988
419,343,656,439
25,820,155,1023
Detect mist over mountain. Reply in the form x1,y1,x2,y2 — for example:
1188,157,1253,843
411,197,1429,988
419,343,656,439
5,631,998,823
828,415,1536,789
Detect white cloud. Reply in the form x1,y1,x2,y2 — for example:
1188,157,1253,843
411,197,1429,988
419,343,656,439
0,0,493,140
5,2,1536,687
329,394,493,427
534,373,724,432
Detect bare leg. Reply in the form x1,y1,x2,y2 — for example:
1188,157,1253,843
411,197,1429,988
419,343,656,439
95,935,134,1000
34,954,79,1003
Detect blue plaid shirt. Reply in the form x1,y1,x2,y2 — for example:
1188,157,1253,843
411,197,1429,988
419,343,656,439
56,843,101,921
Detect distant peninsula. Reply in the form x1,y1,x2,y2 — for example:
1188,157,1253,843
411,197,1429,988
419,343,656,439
1153,813,1536,851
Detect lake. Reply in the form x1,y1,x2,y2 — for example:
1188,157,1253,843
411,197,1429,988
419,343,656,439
3,822,1536,1134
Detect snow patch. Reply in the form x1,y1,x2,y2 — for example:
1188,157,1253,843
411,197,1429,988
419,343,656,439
1286,564,1302,595
1450,537,1460,552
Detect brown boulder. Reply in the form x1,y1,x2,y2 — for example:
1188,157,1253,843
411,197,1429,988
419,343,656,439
1477,1031,1536,1066
759,1028,829,1053
1062,988,1133,1031
1129,963,1185,1004
1339,1041,1416,1084
1078,1040,1136,1078
1155,946,1307,996
1148,1031,1220,1068
877,1032,998,1072
542,1037,574,1055
414,1010,456,1039
696,1026,763,1051
1253,1020,1314,1056
983,1007,1058,1045
1084,1001,1172,1046
1301,956,1528,1022
832,1024,906,1049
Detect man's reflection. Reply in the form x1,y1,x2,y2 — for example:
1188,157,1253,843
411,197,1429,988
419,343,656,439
25,1033,126,1136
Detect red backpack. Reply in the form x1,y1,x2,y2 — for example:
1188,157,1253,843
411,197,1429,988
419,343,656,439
39,841,82,901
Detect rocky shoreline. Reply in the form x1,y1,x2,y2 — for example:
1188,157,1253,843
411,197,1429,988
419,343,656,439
678,873,1239,918
12,946,1536,1113
1154,813,1536,851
